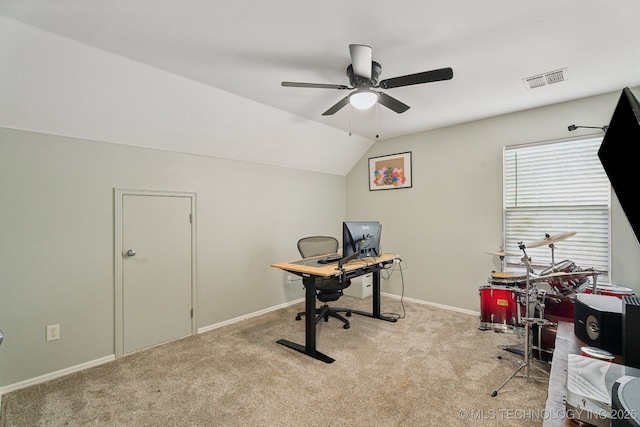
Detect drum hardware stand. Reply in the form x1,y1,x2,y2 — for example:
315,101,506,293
491,242,551,397
590,270,599,294
547,241,557,266
498,287,549,359
523,255,535,276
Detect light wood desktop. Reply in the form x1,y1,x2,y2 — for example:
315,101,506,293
271,252,399,363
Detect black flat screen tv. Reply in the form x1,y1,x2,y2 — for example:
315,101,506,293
598,87,640,245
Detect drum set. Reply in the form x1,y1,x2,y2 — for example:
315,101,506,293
479,232,635,362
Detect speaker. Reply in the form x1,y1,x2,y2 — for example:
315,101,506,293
623,296,640,369
612,376,640,427
574,293,622,354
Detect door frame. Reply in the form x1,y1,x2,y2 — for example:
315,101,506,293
114,188,197,358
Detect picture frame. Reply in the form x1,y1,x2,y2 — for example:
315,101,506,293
368,151,412,191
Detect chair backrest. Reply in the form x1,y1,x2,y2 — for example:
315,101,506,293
297,236,339,258
297,236,349,298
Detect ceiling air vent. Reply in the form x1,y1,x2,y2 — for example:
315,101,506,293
523,68,568,89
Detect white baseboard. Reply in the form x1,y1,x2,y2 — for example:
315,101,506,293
381,292,480,317
0,295,475,405
0,355,115,406
197,298,304,334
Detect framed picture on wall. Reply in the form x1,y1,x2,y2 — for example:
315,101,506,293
368,151,412,191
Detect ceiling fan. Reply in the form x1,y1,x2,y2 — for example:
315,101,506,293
282,44,453,116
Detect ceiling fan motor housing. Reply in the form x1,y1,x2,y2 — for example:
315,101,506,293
347,62,382,88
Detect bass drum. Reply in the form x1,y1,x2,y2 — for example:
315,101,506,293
531,323,557,363
531,292,576,362
478,285,524,332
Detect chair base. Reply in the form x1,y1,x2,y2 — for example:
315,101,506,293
296,304,352,329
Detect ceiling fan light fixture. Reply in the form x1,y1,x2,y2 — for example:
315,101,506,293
349,90,378,110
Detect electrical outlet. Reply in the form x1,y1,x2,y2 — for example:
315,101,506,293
287,274,293,284
46,324,60,342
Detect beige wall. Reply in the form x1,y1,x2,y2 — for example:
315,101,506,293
3,87,640,391
0,128,346,387
347,88,640,312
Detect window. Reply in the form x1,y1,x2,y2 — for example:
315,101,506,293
503,136,610,282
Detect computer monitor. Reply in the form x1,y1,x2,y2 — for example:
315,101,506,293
342,221,382,259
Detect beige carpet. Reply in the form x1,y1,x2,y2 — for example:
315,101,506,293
1,296,550,426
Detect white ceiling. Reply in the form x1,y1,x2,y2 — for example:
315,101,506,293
2,1,640,174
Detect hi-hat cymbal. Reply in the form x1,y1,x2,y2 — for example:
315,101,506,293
526,231,576,248
485,251,519,257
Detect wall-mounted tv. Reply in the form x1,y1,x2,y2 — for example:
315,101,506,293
598,87,640,245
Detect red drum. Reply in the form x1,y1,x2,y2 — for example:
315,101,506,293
478,285,524,331
538,292,575,324
579,283,635,299
489,271,528,288
531,291,576,362
540,260,589,295
532,323,557,362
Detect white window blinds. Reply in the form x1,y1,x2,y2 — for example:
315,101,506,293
503,137,610,279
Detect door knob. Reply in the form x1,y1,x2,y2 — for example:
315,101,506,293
125,249,136,257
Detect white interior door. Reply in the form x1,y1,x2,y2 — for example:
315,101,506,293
121,193,194,355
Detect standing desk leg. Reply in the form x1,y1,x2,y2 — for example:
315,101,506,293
349,270,398,323
277,276,335,363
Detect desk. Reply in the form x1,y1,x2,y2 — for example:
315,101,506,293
271,253,399,363
543,321,627,426
543,321,581,427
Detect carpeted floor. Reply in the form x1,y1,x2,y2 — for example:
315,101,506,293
1,296,551,426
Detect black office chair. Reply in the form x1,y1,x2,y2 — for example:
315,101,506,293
295,236,352,329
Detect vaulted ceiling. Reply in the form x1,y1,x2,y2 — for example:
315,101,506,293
2,1,639,175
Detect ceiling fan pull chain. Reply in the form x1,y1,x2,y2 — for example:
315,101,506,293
375,103,379,139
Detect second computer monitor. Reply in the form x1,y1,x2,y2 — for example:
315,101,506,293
342,221,382,259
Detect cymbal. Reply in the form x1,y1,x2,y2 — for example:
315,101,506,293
525,231,576,248
485,251,519,257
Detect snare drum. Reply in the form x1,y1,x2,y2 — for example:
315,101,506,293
489,271,528,288
579,283,635,299
479,285,524,331
540,260,589,295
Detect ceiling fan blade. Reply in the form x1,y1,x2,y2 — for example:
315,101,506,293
282,81,350,90
377,92,410,114
349,44,372,79
322,95,351,116
378,67,453,89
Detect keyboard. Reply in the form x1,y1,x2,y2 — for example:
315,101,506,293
317,255,342,264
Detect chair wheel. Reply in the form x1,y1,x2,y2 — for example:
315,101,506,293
295,315,301,321
346,312,352,317
343,324,350,329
